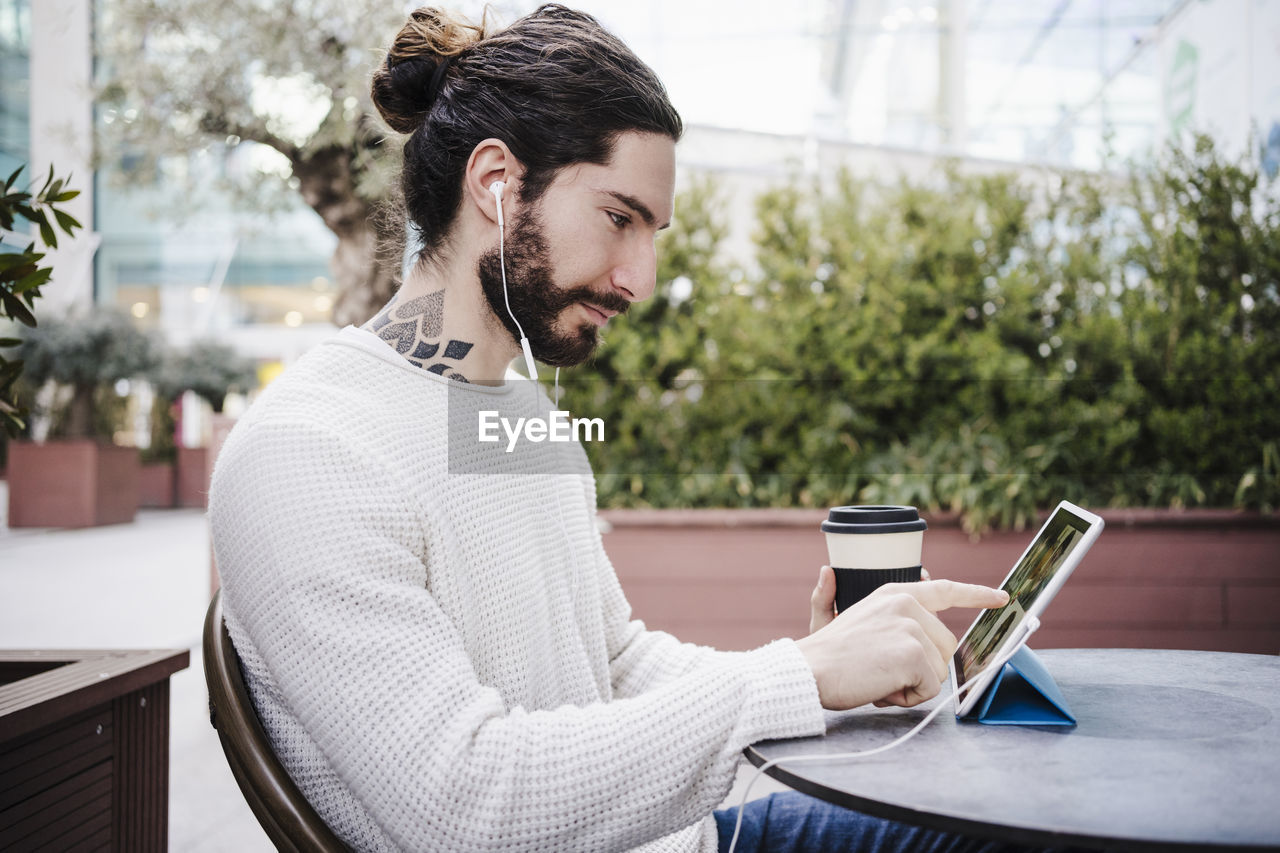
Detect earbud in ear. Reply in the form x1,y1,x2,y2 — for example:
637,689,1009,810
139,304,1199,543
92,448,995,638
489,180,505,229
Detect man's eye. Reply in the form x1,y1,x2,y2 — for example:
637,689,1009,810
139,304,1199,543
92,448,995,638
607,211,630,229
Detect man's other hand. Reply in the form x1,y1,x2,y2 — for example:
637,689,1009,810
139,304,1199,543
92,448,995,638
808,564,932,633
797,577,1007,711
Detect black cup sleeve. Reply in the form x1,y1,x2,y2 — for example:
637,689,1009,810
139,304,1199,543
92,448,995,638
833,565,923,613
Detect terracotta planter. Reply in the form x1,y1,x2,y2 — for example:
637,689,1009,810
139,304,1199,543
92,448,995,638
173,416,239,514
175,447,209,509
598,508,1280,655
7,441,140,528
138,461,175,508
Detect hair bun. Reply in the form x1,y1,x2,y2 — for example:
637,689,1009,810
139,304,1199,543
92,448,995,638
371,7,489,134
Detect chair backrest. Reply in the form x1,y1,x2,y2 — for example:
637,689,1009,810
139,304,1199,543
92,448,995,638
203,590,348,852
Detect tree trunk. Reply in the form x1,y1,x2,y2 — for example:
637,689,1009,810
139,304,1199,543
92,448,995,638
330,217,400,327
65,384,95,440
292,146,401,328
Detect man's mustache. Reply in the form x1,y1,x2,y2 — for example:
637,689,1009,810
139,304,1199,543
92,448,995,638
551,284,632,317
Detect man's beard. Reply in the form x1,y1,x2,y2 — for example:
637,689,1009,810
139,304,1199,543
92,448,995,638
477,207,631,368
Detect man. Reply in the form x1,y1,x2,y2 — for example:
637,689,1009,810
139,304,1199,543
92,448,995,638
210,6,1037,852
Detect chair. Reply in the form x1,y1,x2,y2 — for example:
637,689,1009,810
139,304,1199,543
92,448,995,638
203,590,348,852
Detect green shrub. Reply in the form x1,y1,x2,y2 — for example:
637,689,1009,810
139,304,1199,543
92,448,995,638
560,140,1279,531
153,339,258,414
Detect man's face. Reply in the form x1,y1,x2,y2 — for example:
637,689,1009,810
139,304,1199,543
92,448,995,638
477,131,677,368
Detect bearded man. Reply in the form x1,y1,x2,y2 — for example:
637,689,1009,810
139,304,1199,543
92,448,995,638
209,6,1043,853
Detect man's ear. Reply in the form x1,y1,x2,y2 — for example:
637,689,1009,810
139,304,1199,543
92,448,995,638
464,138,522,226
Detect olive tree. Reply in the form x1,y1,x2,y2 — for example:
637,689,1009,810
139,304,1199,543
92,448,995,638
95,0,511,326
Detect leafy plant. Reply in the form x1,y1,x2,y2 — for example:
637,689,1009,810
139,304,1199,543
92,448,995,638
153,339,258,414
0,166,83,436
19,310,157,440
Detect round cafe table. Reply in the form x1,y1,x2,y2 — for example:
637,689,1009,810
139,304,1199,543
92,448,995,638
744,649,1280,851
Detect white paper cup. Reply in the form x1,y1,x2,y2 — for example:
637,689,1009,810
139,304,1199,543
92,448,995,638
822,505,927,612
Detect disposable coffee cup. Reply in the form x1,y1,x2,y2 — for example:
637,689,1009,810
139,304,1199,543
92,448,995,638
822,505,927,613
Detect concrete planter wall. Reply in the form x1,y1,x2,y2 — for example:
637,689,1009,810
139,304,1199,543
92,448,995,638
175,448,209,509
177,416,237,511
7,441,140,528
138,462,175,508
599,508,1280,655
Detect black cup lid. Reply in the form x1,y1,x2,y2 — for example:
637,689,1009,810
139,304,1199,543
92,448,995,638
821,505,927,535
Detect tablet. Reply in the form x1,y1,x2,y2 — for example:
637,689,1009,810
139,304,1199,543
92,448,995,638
950,500,1104,717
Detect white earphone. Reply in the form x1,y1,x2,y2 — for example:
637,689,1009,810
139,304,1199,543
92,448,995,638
490,179,538,381
489,179,505,228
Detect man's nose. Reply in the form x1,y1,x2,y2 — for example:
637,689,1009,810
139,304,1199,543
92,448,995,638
610,239,657,303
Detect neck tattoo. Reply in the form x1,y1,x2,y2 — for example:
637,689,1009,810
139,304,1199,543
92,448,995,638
365,289,474,383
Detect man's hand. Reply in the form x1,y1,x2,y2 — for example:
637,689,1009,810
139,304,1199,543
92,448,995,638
808,564,931,633
797,577,1007,711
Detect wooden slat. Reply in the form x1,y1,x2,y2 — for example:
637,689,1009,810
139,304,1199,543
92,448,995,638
37,803,111,853
0,651,180,708
0,662,67,688
0,760,110,842
0,651,121,665
6,798,111,852
0,707,109,779
0,649,187,743
0,733,113,812
113,683,169,852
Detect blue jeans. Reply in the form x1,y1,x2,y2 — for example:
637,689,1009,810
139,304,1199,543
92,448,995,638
714,791,1101,853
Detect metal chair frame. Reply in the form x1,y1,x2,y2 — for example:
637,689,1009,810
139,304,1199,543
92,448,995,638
203,590,347,852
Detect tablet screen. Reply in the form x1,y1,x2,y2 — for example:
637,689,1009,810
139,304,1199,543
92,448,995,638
953,506,1094,692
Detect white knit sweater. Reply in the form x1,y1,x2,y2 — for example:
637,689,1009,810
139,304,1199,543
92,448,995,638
208,326,826,852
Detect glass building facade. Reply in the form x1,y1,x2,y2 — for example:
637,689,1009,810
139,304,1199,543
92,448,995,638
93,161,337,340
0,0,29,190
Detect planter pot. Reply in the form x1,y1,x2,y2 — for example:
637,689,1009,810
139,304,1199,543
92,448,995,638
0,649,189,849
598,508,1280,655
7,440,140,528
138,461,175,508
175,447,209,509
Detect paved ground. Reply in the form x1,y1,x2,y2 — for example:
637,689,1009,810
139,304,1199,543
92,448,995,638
0,483,786,850
0,489,274,851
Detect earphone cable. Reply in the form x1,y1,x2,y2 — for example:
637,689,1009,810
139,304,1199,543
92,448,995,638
497,208,529,344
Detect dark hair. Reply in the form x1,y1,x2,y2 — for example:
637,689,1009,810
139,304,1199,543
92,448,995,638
371,4,683,263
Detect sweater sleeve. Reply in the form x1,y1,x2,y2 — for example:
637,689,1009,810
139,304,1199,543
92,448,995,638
211,420,826,853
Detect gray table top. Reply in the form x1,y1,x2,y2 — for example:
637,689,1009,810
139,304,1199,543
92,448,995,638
745,649,1280,851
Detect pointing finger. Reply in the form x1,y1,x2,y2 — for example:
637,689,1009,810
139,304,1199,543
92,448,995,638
905,598,960,664
888,579,1009,614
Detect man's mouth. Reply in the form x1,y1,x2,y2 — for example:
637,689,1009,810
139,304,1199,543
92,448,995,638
580,302,616,327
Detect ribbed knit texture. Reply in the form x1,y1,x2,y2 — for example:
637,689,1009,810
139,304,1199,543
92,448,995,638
208,326,827,852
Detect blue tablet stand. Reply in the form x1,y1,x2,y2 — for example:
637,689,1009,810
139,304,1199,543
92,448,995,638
962,646,1076,726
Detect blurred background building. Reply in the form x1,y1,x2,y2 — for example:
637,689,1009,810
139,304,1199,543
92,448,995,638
4,0,1280,369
